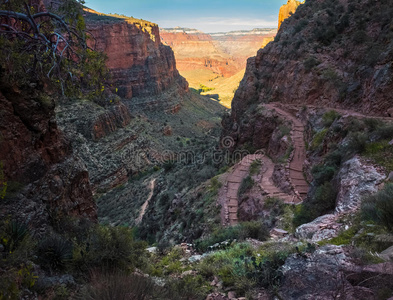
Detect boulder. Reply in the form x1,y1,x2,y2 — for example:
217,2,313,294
379,246,393,262
295,214,343,242
279,245,373,299
336,157,386,213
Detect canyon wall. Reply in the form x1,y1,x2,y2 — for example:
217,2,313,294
0,84,97,232
85,11,188,100
224,0,393,149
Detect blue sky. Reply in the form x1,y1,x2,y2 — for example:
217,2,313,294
85,0,288,32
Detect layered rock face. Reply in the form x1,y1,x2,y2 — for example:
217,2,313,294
224,0,393,147
278,0,302,30
0,85,96,232
85,11,188,100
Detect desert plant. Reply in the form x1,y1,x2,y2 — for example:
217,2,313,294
37,235,73,272
1,220,28,253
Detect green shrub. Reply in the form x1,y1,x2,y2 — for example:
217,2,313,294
249,160,262,176
322,110,341,127
364,141,393,172
346,132,368,154
362,184,393,230
73,226,148,272
312,165,336,185
311,129,328,150
264,197,285,217
374,124,393,140
293,182,337,227
238,176,254,197
324,150,343,167
239,221,270,241
314,182,337,212
195,222,269,252
303,56,320,72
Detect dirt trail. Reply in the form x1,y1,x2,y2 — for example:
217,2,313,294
220,154,263,226
135,178,156,225
258,156,298,204
265,103,309,199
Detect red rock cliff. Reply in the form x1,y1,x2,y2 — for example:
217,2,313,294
85,11,188,99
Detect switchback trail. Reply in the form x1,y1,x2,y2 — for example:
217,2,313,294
265,103,309,200
219,154,262,226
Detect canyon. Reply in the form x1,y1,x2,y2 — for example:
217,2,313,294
2,0,393,299
161,27,277,107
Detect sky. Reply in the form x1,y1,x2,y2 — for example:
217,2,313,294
85,0,288,33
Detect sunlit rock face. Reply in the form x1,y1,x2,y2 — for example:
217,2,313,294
278,0,302,30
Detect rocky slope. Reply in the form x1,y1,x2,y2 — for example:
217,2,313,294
0,83,97,234
85,10,188,102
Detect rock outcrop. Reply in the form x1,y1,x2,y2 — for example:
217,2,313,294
85,10,188,100
279,245,379,299
0,84,97,232
336,157,386,213
295,157,386,242
278,0,302,30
